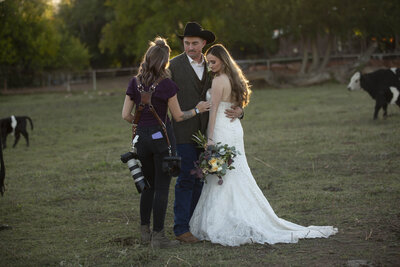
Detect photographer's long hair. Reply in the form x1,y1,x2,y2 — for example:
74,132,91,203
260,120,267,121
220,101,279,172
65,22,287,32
205,44,251,108
137,37,171,86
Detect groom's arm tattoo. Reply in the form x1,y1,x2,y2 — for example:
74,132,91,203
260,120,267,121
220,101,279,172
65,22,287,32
180,110,195,121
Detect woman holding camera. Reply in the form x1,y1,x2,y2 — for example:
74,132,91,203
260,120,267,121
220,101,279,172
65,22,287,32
122,37,210,249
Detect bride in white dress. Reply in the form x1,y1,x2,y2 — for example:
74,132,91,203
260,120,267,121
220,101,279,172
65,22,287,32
189,44,338,246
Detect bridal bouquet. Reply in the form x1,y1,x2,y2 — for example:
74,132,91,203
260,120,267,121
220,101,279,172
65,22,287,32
190,131,239,185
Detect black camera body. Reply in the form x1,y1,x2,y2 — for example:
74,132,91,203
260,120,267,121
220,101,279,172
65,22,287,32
162,156,181,177
120,151,150,193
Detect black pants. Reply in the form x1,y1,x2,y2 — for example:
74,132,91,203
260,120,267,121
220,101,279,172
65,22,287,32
135,123,176,232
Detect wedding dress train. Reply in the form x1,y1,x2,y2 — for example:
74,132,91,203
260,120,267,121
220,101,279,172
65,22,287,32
189,94,338,246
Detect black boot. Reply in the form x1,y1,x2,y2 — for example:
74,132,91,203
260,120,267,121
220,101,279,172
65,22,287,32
140,224,151,244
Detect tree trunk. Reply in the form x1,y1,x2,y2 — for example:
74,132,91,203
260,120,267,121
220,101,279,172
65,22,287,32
299,36,309,75
308,38,320,73
347,32,353,53
293,72,331,86
332,40,378,84
351,40,378,71
360,38,366,53
319,34,332,72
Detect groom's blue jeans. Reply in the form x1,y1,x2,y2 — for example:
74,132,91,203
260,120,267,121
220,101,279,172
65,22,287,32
174,143,203,236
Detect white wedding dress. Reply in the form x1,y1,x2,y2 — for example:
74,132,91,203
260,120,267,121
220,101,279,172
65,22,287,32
188,91,338,246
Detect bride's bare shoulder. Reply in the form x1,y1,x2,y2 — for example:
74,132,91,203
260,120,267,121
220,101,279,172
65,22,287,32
212,74,230,85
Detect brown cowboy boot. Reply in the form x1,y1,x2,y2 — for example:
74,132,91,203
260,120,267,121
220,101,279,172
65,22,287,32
151,229,180,249
175,231,200,243
140,224,151,244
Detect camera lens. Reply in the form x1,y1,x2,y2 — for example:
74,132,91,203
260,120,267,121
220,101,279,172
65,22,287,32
127,158,150,193
121,152,150,193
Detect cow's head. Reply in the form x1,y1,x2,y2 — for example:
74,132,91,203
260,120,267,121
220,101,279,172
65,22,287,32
347,72,361,91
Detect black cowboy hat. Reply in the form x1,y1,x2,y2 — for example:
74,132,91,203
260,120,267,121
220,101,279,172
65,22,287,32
178,22,216,44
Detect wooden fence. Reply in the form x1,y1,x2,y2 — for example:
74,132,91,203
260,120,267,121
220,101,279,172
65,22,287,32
236,52,400,70
3,52,400,92
54,67,138,92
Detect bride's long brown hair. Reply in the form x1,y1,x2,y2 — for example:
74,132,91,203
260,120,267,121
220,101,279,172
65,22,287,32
205,44,251,107
136,37,171,86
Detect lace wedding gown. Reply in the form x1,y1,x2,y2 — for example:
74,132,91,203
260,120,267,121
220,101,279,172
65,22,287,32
188,91,338,246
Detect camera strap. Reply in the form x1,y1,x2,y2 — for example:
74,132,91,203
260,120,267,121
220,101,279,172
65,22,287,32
132,77,173,157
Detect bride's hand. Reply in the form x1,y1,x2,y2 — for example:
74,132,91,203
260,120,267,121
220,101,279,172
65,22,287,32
207,138,215,146
225,105,243,122
196,101,211,113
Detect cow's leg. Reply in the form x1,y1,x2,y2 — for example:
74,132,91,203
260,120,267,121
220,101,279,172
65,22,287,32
2,134,7,149
21,130,29,147
12,132,20,148
382,103,388,118
373,102,381,120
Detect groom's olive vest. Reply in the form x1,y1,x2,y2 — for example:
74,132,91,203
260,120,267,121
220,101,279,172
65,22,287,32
169,53,212,144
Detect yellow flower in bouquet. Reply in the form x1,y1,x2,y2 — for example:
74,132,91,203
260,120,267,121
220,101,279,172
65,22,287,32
209,158,218,166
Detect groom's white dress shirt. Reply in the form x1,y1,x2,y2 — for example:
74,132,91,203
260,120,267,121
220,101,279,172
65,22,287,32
187,54,205,80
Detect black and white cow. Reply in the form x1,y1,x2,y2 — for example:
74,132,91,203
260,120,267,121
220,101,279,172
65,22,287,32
347,68,400,119
0,115,33,148
393,67,400,79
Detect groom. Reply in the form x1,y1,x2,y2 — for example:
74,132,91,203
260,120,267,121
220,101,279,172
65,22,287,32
170,22,243,243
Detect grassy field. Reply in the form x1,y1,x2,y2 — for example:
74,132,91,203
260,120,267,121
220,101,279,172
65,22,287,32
0,82,399,266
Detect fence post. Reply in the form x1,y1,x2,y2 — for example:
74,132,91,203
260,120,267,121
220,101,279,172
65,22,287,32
92,70,96,91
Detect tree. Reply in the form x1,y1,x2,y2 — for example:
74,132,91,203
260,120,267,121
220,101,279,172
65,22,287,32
99,0,209,66
0,0,89,88
203,0,277,58
57,0,112,68
99,0,278,65
348,0,400,53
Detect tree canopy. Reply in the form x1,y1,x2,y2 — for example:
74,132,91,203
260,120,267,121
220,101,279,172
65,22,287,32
0,0,89,87
98,0,400,67
1,0,399,87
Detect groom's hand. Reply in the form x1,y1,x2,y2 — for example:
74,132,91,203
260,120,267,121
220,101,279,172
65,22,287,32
225,106,243,122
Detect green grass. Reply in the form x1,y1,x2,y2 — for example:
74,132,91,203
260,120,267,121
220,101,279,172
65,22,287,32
0,83,399,266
